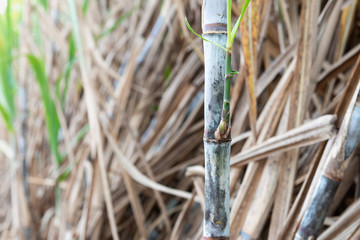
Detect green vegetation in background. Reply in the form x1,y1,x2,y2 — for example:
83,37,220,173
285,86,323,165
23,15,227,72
58,123,90,182
27,55,62,165
0,1,18,132
31,10,43,48
56,33,77,109
163,65,172,88
82,0,89,15
38,0,48,10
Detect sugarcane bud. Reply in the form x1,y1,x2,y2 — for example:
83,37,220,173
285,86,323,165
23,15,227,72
215,119,229,140
215,129,221,140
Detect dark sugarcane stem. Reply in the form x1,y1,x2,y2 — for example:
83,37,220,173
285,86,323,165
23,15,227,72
295,176,340,240
295,95,360,240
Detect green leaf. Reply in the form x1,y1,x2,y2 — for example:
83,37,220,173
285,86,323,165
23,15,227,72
40,0,48,10
185,17,229,53
0,104,14,131
72,124,89,146
0,1,17,131
68,33,76,60
56,34,77,108
0,59,16,129
82,0,90,15
227,0,232,43
27,54,62,165
39,0,48,10
55,74,62,102
58,165,72,182
58,124,89,161
229,0,251,48
62,34,77,106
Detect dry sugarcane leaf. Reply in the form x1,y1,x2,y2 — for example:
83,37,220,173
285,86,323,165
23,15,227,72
323,81,360,182
241,155,280,238
232,59,292,202
36,6,68,56
290,81,360,239
278,0,295,43
68,6,120,238
275,140,328,239
335,0,358,60
229,57,295,205
239,0,260,139
229,161,266,238
239,95,291,239
290,0,320,128
350,225,360,240
117,39,144,111
146,203,183,237
328,156,359,215
229,61,294,235
231,42,296,136
270,0,320,236
101,120,195,200
273,0,286,52
320,1,359,112
318,199,360,240
317,43,360,86
312,0,343,80
257,0,271,50
169,193,195,240
5,0,360,239
121,171,147,239
118,112,172,234
335,55,360,127
230,115,336,167
173,0,204,62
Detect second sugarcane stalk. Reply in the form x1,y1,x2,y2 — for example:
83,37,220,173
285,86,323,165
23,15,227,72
295,71,360,240
196,0,250,238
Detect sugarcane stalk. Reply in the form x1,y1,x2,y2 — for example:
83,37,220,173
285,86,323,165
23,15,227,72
201,0,250,238
295,90,360,240
202,0,229,237
185,0,250,237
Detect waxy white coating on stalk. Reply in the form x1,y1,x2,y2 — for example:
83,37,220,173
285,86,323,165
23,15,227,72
202,1,227,31
203,35,227,138
202,0,230,238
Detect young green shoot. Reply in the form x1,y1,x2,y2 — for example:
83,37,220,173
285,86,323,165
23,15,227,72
227,0,251,50
216,0,251,141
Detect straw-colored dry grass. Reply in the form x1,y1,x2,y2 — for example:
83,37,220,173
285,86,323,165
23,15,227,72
1,0,360,239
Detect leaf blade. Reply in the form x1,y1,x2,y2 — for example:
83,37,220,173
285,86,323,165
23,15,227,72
185,17,228,53
27,54,62,165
